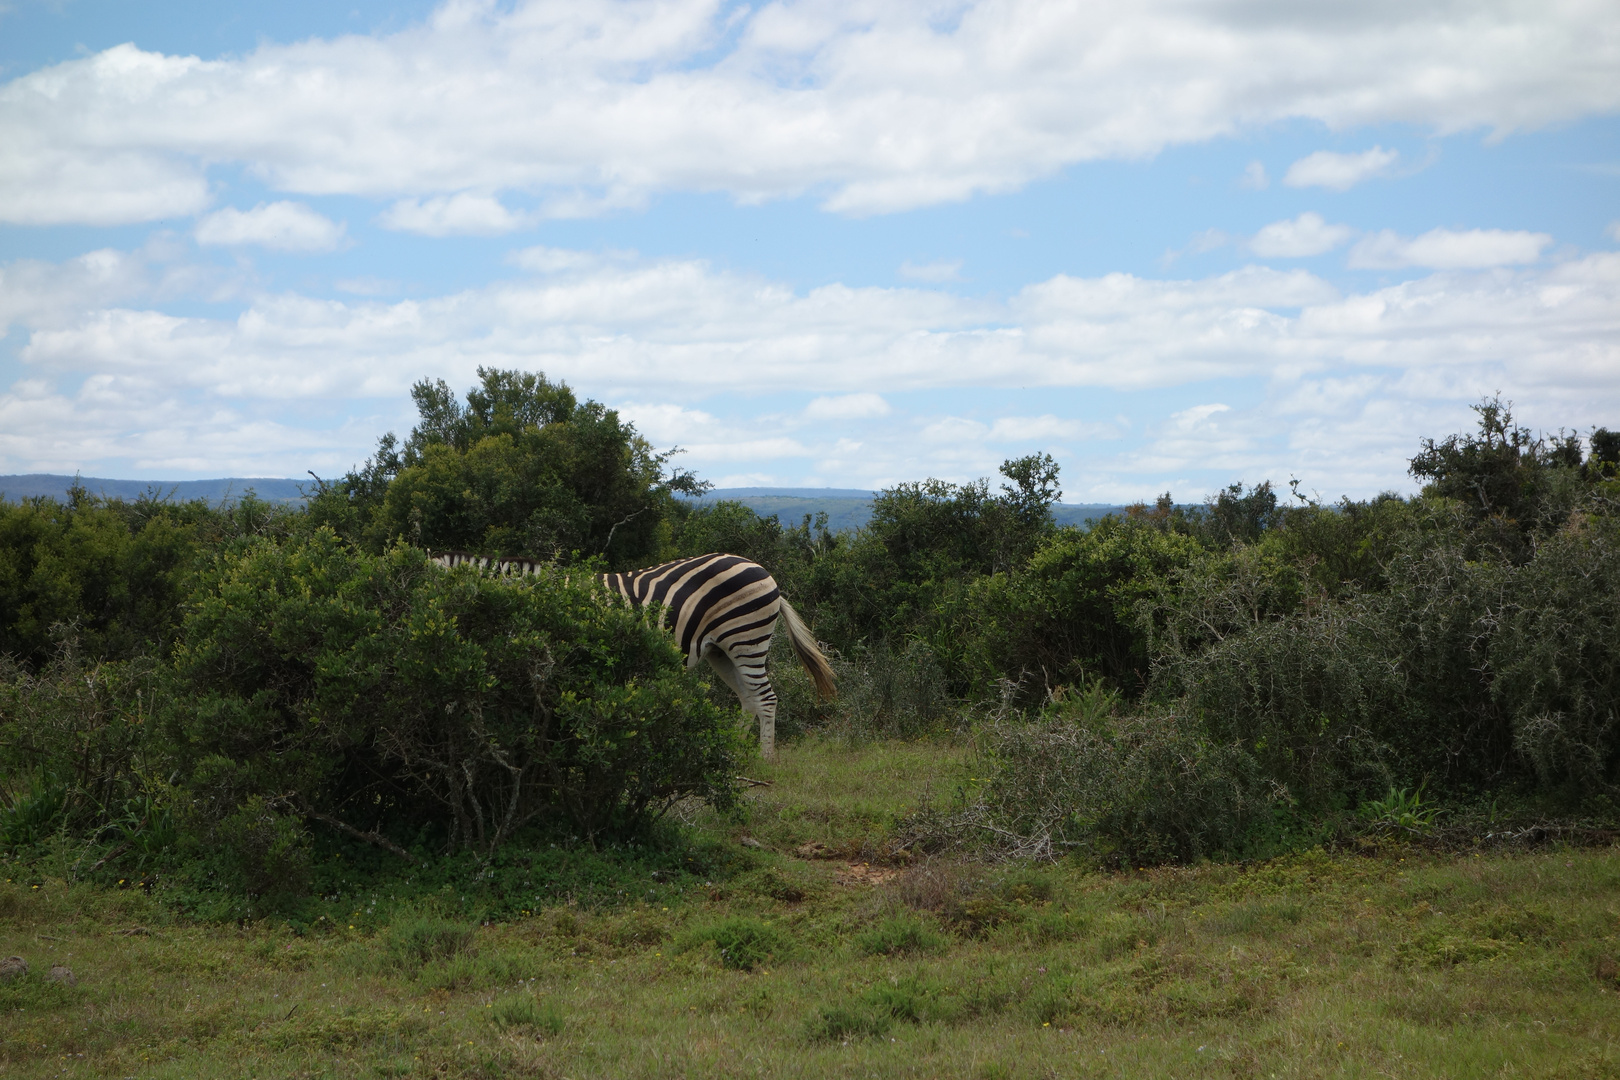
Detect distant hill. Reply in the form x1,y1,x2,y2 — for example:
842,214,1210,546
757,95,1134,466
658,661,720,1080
686,487,1132,533
0,474,311,505
1,476,1137,530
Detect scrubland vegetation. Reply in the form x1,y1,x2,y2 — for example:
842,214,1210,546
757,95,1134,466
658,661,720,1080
3,742,1619,1078
3,370,1619,1076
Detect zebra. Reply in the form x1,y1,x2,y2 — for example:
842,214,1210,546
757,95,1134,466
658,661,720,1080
428,551,835,759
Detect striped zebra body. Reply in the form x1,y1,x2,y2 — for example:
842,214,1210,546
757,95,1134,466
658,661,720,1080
428,551,834,759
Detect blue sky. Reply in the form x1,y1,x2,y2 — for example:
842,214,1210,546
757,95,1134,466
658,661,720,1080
1,0,1617,502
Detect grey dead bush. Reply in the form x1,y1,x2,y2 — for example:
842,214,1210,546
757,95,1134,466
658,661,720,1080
972,705,1274,865
1492,516,1620,792
901,685,1275,866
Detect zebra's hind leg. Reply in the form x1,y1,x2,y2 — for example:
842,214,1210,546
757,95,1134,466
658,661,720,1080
701,643,776,759
751,690,778,762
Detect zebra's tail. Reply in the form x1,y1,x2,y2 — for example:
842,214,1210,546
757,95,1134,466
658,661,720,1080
778,597,837,700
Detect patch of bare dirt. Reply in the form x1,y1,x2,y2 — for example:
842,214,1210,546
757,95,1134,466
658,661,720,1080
833,863,900,886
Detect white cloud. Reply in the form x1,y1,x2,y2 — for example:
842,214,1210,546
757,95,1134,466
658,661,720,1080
2,2,1617,224
805,393,891,420
0,372,364,478
613,402,810,462
378,194,532,237
13,248,1619,406
334,277,402,296
35,248,1620,419
194,202,347,252
1163,229,1232,265
1240,161,1269,190
0,143,209,226
1121,403,1253,477
613,402,721,445
1172,403,1232,429
1348,227,1553,269
5,244,1619,490
0,249,147,334
508,246,616,273
1249,213,1356,258
899,259,964,283
1283,147,1400,191
0,241,232,335
984,416,1115,443
682,437,810,462
919,417,990,445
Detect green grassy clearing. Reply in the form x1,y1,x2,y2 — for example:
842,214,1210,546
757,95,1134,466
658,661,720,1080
3,737,1619,1079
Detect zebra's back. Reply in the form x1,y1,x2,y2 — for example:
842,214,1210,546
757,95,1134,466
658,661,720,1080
600,553,780,660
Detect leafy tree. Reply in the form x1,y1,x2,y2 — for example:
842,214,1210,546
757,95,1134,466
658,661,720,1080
664,500,790,569
1262,492,1416,596
805,456,1065,645
1123,483,1281,549
998,451,1062,529
1585,427,1620,481
308,368,705,567
1201,481,1281,546
1491,513,1620,792
962,517,1204,697
1408,396,1587,545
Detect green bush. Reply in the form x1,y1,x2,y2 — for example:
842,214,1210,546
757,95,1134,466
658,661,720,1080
166,530,743,852
1145,573,1402,806
193,795,312,903
387,916,477,969
804,976,951,1042
489,993,564,1035
855,914,947,957
963,517,1204,698
828,639,954,740
762,455,1064,663
0,774,67,851
0,486,295,668
682,917,791,970
1408,396,1590,551
804,1002,893,1042
1143,494,1620,804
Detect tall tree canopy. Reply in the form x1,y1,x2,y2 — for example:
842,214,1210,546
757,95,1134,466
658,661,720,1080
309,368,704,567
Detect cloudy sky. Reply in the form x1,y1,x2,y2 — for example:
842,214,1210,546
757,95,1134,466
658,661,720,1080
2,0,1617,501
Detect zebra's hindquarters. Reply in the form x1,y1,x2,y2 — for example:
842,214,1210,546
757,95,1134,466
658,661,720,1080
597,553,835,759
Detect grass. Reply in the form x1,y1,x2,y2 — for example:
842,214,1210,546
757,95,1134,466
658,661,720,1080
725,734,966,857
3,737,1619,1078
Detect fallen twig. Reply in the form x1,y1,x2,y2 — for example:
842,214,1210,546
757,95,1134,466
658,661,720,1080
273,794,414,860
88,842,132,874
735,775,774,787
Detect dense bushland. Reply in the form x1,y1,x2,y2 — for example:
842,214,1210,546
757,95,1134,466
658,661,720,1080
671,398,1620,862
3,534,741,909
3,377,1618,908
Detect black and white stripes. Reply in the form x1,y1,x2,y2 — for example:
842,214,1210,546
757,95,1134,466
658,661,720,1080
429,551,835,758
